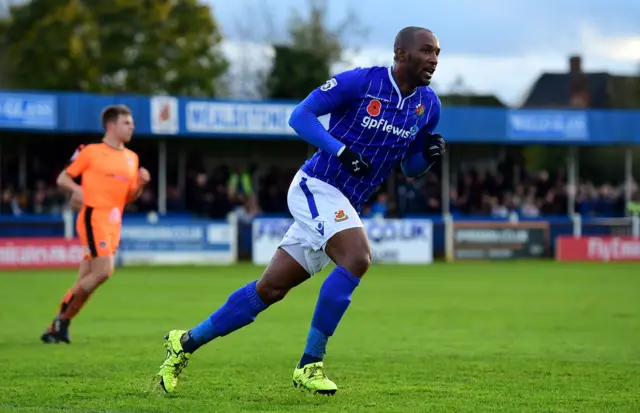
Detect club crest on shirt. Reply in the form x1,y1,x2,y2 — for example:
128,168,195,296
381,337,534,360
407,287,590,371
415,103,425,117
334,210,348,222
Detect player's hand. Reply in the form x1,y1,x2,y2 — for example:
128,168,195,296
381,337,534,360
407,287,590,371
69,189,83,211
337,147,372,178
138,167,151,186
422,133,446,162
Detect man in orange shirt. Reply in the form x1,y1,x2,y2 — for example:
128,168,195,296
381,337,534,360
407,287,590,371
41,105,151,344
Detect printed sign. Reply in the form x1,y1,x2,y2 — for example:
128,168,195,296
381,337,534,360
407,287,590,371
118,219,235,265
556,236,640,262
0,238,83,269
252,218,433,265
185,101,329,135
0,93,57,129
150,96,179,135
449,221,549,260
507,110,588,141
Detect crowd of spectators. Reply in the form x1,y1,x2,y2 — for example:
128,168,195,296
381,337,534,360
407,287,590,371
0,161,633,219
362,169,632,218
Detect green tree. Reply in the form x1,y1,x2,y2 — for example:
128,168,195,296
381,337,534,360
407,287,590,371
266,46,330,100
266,0,368,100
0,0,228,96
0,0,17,88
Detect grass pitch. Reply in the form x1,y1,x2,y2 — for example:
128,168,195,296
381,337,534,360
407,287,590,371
0,262,638,412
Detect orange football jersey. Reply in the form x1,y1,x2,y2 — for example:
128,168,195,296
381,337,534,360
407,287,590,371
65,142,139,213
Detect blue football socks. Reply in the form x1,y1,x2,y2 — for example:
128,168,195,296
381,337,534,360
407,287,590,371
299,266,361,367
182,280,268,354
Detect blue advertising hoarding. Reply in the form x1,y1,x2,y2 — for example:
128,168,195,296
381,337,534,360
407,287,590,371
0,89,638,144
506,110,589,141
117,217,235,265
252,217,434,264
0,93,57,130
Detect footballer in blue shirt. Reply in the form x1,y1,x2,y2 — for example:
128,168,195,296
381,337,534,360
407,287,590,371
156,26,446,395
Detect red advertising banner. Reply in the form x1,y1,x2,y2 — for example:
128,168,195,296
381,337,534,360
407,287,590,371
556,236,640,262
0,238,83,269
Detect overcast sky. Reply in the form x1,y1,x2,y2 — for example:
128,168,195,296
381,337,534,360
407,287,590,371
206,0,640,104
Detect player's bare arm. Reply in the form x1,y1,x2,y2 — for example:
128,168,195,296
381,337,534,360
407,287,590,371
56,170,83,203
127,167,151,203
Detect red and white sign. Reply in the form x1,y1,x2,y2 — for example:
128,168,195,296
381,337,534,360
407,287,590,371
0,238,83,269
556,236,640,262
150,96,178,135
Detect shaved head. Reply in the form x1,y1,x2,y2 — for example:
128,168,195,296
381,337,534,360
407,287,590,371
394,26,432,53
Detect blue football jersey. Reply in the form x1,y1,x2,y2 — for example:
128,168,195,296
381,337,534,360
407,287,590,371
301,66,441,212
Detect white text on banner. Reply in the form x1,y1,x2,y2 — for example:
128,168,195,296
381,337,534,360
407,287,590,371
252,218,433,265
185,101,329,135
118,221,235,265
